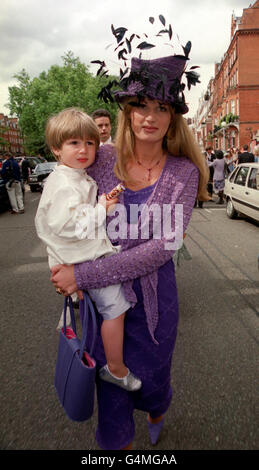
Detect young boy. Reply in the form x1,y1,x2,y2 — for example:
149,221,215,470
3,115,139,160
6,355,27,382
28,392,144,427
35,107,141,392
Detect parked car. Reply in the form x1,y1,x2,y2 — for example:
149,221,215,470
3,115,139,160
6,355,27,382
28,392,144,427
15,156,45,170
224,163,259,222
28,162,57,191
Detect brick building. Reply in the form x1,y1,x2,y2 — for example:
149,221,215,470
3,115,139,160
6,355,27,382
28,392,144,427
193,1,259,152
0,113,25,155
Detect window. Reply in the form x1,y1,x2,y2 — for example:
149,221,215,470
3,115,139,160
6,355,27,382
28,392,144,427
248,168,259,190
234,167,249,186
231,100,235,114
229,167,238,182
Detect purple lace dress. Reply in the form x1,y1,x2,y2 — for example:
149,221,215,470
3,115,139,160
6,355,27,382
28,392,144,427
90,185,177,449
75,145,198,449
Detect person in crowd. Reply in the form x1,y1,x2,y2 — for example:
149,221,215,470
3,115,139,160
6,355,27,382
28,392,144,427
92,109,112,145
35,108,141,392
238,144,254,164
208,149,225,204
224,150,235,174
195,150,208,208
50,41,209,449
231,147,239,166
206,146,215,198
21,157,30,184
0,153,24,214
253,144,259,163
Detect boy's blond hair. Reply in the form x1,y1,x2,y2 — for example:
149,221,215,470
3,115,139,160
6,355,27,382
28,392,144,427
114,98,209,201
45,108,100,159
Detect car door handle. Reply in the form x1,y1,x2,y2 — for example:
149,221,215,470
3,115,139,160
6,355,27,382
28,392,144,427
245,191,249,195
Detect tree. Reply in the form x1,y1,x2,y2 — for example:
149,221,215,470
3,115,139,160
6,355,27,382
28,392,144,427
8,52,118,155
0,125,10,151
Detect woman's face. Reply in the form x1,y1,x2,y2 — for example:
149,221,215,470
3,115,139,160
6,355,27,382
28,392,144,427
129,98,172,146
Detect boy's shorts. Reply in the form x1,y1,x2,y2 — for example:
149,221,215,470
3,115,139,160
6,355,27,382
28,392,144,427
88,284,131,320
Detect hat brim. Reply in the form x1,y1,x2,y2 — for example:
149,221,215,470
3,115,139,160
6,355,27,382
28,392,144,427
114,90,189,114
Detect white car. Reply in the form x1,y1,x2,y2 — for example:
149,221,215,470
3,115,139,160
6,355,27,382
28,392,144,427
224,163,259,222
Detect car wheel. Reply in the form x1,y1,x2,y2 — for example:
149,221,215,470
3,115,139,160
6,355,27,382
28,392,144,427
226,198,237,219
30,186,37,192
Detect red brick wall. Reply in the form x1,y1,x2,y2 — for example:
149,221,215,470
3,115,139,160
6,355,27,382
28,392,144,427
209,2,259,150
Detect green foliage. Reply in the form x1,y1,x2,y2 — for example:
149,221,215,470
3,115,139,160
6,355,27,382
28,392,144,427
219,113,239,127
0,125,10,148
7,52,118,155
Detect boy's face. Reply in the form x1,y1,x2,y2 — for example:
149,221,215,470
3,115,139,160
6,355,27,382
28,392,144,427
53,137,96,169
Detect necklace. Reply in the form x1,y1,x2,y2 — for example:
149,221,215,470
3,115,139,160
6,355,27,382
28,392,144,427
137,157,163,181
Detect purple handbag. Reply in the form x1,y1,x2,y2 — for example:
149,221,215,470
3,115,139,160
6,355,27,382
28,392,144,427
54,292,97,421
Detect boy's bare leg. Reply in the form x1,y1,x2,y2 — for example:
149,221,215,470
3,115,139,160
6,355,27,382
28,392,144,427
101,313,128,378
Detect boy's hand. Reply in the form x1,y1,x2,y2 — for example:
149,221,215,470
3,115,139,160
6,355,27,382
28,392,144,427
99,194,118,214
77,290,84,300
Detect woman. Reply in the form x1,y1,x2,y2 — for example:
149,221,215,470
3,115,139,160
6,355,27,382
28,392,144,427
208,149,226,204
254,144,259,162
51,53,209,449
224,150,235,174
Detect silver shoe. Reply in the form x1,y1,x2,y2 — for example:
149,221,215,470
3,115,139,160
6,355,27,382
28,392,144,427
99,365,142,391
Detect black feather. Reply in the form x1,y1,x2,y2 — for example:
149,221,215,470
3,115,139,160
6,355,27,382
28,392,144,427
185,70,200,89
113,27,128,43
137,41,155,50
168,24,173,40
159,14,166,26
126,38,132,53
118,48,128,61
182,41,192,58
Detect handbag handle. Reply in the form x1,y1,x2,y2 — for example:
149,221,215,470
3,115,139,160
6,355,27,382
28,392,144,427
63,292,97,359
63,296,77,335
80,293,97,358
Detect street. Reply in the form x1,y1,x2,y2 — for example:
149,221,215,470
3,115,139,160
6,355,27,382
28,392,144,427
0,189,258,451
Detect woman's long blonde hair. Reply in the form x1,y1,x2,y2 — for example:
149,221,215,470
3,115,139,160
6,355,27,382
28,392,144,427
114,98,209,201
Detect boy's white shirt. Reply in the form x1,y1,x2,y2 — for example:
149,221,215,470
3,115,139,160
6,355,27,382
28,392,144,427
35,164,119,268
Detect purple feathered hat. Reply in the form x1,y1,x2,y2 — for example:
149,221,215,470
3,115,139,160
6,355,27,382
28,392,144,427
91,15,200,115
113,55,189,114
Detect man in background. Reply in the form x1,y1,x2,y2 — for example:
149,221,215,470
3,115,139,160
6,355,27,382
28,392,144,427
206,146,216,198
92,109,112,145
238,144,254,164
1,154,24,214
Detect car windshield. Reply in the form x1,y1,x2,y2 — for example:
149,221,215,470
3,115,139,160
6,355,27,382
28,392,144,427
35,162,57,171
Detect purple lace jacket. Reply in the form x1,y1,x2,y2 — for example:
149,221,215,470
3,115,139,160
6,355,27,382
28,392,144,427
75,145,199,342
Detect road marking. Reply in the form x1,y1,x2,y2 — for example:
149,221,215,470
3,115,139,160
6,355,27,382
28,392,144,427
205,207,226,211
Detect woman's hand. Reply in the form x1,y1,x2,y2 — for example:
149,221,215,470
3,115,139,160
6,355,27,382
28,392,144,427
50,264,83,298
99,193,119,214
